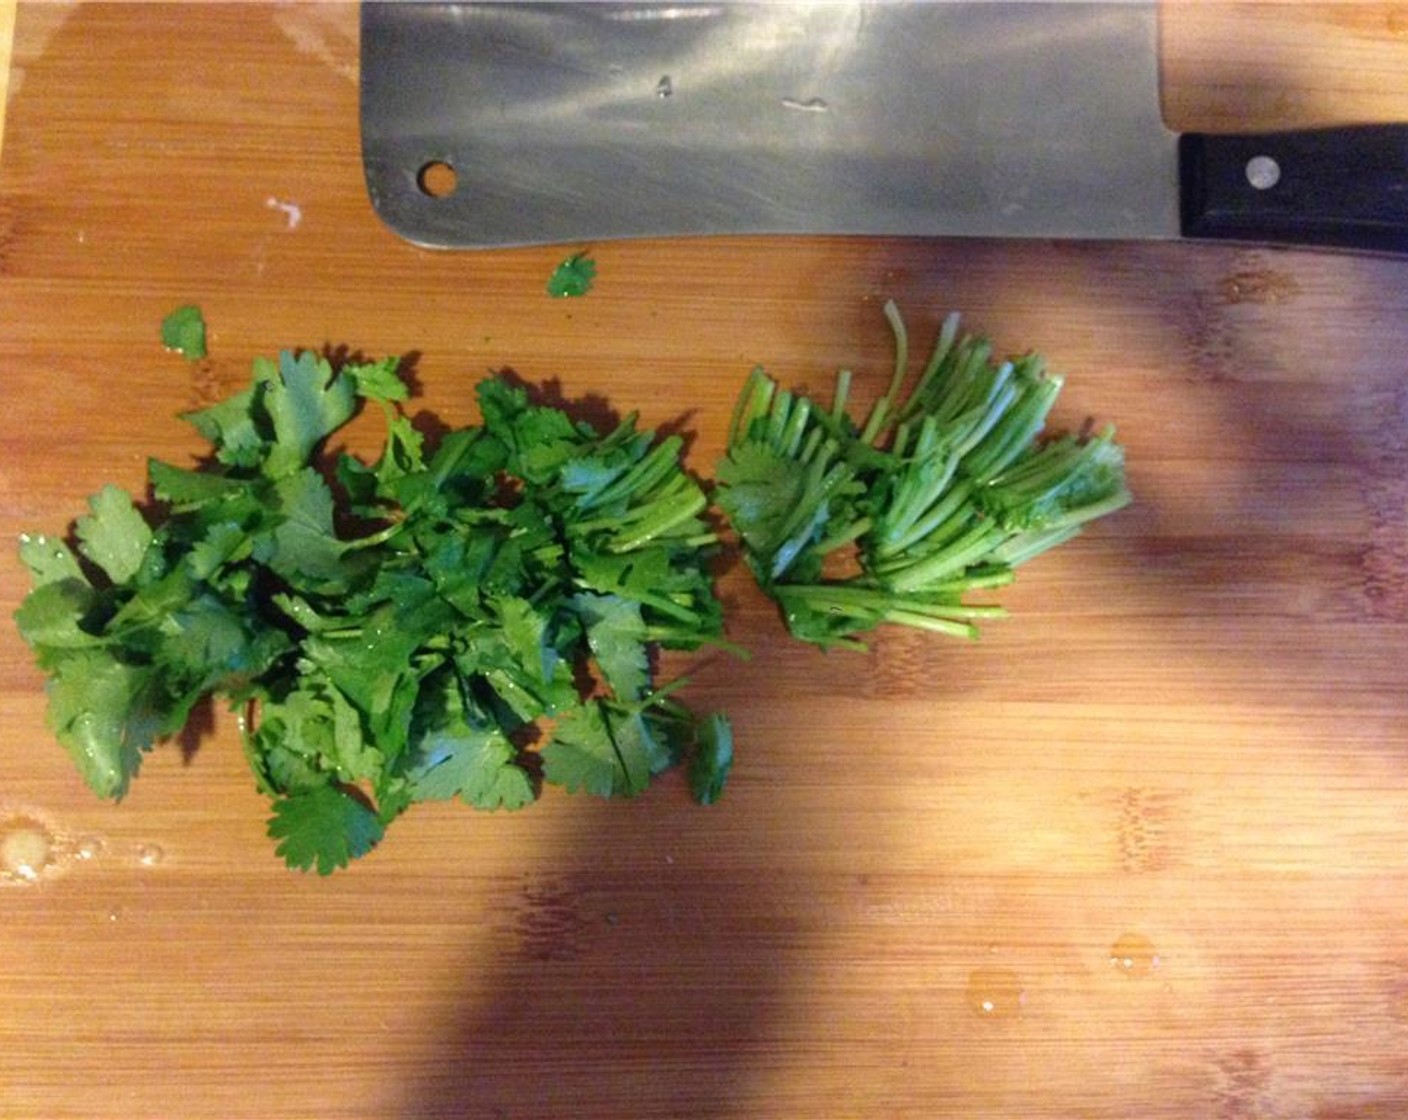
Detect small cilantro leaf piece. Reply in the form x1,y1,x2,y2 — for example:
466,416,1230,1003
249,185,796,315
540,700,624,798
257,468,351,592
689,712,733,805
75,485,152,585
258,351,359,478
160,304,207,360
181,386,267,469
405,721,534,810
267,785,386,875
541,700,673,799
547,251,596,298
345,356,409,403
572,592,649,701
17,533,86,587
46,652,163,799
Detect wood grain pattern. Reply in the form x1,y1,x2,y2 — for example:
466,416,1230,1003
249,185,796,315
2,4,1408,1118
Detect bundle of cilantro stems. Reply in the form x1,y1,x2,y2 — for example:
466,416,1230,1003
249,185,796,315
14,300,1130,873
715,300,1131,650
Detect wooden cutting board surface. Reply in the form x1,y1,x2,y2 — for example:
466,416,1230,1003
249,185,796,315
2,4,1408,1118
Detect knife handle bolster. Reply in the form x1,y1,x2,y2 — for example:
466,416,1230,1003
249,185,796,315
1179,125,1408,254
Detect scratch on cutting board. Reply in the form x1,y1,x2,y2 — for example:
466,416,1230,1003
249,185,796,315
265,196,303,230
272,7,357,85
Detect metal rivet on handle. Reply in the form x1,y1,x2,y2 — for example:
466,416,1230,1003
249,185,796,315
1245,155,1282,191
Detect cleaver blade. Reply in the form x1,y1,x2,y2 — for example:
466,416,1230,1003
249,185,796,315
359,1,1408,254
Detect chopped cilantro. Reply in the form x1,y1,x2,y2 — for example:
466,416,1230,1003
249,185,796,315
547,251,596,298
16,332,736,874
160,304,207,360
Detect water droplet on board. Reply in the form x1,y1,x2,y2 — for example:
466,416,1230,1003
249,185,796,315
1109,932,1160,977
781,95,829,113
966,967,1025,1018
73,834,106,862
654,74,674,98
1,818,55,883
134,842,165,868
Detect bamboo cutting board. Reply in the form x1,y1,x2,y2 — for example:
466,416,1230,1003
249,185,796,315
2,5,1408,1118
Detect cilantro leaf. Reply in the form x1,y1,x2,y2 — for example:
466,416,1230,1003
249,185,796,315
187,522,252,581
181,386,268,469
541,700,675,799
14,578,100,670
405,720,534,809
571,592,649,700
256,468,353,593
494,595,561,692
344,356,409,403
547,251,596,298
148,458,249,509
475,378,588,484
689,712,733,805
267,785,385,875
75,485,152,585
160,304,207,360
45,651,164,799
257,351,359,478
540,700,626,798
17,533,86,586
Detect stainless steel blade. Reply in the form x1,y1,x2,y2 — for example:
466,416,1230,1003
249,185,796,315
360,1,1181,249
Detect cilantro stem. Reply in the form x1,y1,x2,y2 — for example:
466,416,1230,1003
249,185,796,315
879,610,979,639
806,516,872,559
858,299,910,446
951,372,1019,460
714,297,1130,649
987,523,1085,568
343,519,405,552
727,367,774,448
875,477,972,559
644,627,751,659
765,388,794,450
898,310,961,422
779,395,814,459
830,368,852,426
608,488,708,552
885,518,1004,592
584,435,684,511
964,366,1061,481
797,423,826,466
918,564,1016,594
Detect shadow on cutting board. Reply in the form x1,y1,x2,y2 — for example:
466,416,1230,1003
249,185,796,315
395,791,795,1120
388,382,794,1120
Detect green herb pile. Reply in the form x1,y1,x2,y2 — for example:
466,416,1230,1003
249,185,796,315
15,349,732,873
715,300,1131,650
14,298,1133,874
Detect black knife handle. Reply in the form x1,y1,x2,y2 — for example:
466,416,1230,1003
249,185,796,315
1179,125,1408,253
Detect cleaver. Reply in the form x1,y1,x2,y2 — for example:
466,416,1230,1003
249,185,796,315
359,1,1408,253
